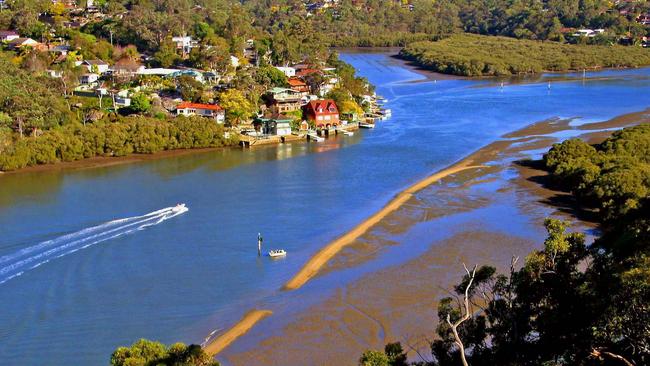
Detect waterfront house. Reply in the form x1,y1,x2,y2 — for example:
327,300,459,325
0,30,19,42
265,87,303,113
83,60,110,74
304,99,339,128
176,102,225,123
254,113,293,136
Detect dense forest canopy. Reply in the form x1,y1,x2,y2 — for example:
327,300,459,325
400,34,650,76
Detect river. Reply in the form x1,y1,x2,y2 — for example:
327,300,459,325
1,51,650,365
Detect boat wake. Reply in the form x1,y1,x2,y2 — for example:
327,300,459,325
0,205,189,285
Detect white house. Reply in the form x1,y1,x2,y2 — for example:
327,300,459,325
275,66,296,77
172,36,196,54
83,60,110,74
80,73,99,84
176,102,225,123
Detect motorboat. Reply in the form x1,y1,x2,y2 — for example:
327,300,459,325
172,203,186,213
359,121,375,129
268,249,287,258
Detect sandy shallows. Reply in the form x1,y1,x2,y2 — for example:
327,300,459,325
203,310,272,356
283,163,486,291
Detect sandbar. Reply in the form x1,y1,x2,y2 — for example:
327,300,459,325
283,162,486,291
203,310,272,356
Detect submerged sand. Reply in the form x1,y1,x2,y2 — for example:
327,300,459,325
212,110,649,365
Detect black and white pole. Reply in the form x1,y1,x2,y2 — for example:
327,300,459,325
258,233,262,256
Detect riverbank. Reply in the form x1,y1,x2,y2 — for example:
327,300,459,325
216,109,649,365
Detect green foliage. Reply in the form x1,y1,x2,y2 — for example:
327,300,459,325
544,124,650,220
400,34,650,76
358,343,409,366
218,89,255,126
110,339,219,366
129,94,152,114
254,66,288,88
177,75,205,103
0,116,238,171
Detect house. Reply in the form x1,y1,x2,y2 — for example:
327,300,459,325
80,73,99,84
254,113,293,136
275,66,296,77
266,87,303,113
172,36,196,55
8,37,40,50
287,77,309,95
114,96,131,108
176,102,225,123
83,60,110,74
112,58,144,80
304,99,339,128
0,30,19,42
168,69,204,83
573,29,604,38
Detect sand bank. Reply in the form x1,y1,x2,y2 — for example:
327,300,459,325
203,310,272,356
283,163,486,291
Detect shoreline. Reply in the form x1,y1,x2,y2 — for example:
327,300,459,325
203,310,273,356
0,146,229,176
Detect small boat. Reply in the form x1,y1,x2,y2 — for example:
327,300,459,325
359,122,375,129
172,203,186,213
268,249,287,258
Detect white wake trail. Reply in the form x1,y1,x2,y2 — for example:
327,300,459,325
0,206,188,285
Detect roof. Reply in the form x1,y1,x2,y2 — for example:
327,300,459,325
287,78,307,87
306,99,338,114
84,59,109,65
177,102,223,111
9,38,37,46
296,68,321,77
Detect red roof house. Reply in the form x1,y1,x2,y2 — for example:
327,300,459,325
176,102,225,123
304,99,339,128
287,77,309,94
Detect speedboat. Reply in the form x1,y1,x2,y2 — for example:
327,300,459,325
268,249,287,258
172,203,186,213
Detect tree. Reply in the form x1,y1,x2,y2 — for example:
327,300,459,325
130,93,151,114
110,339,219,366
155,39,180,68
177,75,205,102
218,89,255,126
254,66,288,87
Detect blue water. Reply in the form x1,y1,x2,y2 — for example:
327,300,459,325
1,51,650,365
